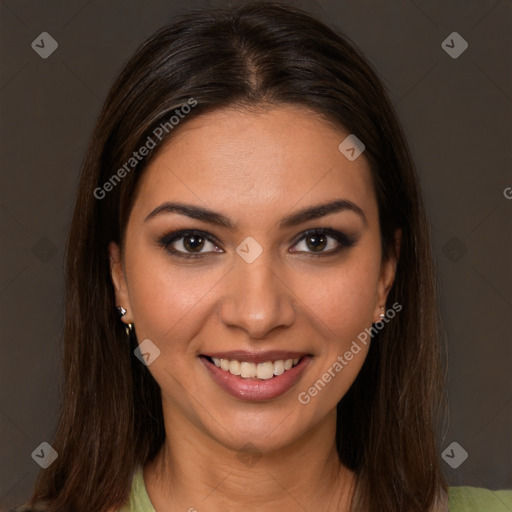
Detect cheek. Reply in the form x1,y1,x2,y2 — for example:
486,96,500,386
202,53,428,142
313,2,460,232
301,254,381,343
125,246,211,348
294,255,380,409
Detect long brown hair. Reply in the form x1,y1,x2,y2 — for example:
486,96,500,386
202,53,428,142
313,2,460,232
23,2,448,511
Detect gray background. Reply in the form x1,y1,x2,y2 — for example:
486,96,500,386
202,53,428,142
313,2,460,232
1,0,511,508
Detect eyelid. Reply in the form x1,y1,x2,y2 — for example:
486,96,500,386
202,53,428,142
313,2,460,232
157,227,357,258
290,228,357,255
157,229,222,258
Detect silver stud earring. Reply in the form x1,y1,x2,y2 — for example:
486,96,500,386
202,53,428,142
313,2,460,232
116,306,134,337
379,305,385,319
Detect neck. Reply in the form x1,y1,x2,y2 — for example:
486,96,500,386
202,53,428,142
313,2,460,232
144,408,356,512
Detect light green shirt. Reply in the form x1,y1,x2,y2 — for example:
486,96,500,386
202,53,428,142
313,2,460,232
118,465,512,511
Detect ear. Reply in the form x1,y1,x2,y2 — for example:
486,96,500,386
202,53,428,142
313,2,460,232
374,229,401,322
109,241,133,324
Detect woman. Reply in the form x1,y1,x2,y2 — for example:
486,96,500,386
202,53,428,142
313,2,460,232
15,2,512,511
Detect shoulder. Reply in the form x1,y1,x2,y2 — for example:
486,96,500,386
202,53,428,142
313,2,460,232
448,486,512,511
110,464,154,512
10,505,127,512
9,466,144,512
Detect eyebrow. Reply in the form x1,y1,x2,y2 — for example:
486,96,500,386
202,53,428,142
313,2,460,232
144,199,367,228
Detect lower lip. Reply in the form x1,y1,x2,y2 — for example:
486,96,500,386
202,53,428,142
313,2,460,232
200,356,312,401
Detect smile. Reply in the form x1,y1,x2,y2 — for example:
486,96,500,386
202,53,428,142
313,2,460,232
199,351,313,401
209,356,301,379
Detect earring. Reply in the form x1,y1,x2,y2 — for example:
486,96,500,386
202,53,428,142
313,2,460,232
379,305,385,319
116,306,134,337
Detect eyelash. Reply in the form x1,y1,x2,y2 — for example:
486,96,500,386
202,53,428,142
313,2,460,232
157,228,357,260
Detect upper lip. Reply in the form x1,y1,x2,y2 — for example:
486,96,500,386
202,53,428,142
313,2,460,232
201,350,311,364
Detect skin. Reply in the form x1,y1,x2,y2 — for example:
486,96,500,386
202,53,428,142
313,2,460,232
109,105,400,512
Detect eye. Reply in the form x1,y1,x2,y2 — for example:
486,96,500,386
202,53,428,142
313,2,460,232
157,230,223,259
290,228,357,256
158,228,357,260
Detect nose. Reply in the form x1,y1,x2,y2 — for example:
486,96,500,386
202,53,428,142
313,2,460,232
218,256,296,339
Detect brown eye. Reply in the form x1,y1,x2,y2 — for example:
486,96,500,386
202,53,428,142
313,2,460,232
291,228,357,256
305,233,327,252
183,234,206,252
158,229,223,259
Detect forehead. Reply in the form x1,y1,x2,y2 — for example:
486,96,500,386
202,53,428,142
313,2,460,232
130,105,377,226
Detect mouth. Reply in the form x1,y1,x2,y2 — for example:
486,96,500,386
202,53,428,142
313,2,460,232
199,351,313,401
201,354,304,379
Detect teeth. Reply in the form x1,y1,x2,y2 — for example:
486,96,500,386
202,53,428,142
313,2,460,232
273,360,284,376
240,361,257,378
209,356,302,379
257,361,274,380
229,360,241,375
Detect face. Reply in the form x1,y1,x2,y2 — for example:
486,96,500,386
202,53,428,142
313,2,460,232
109,105,398,454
